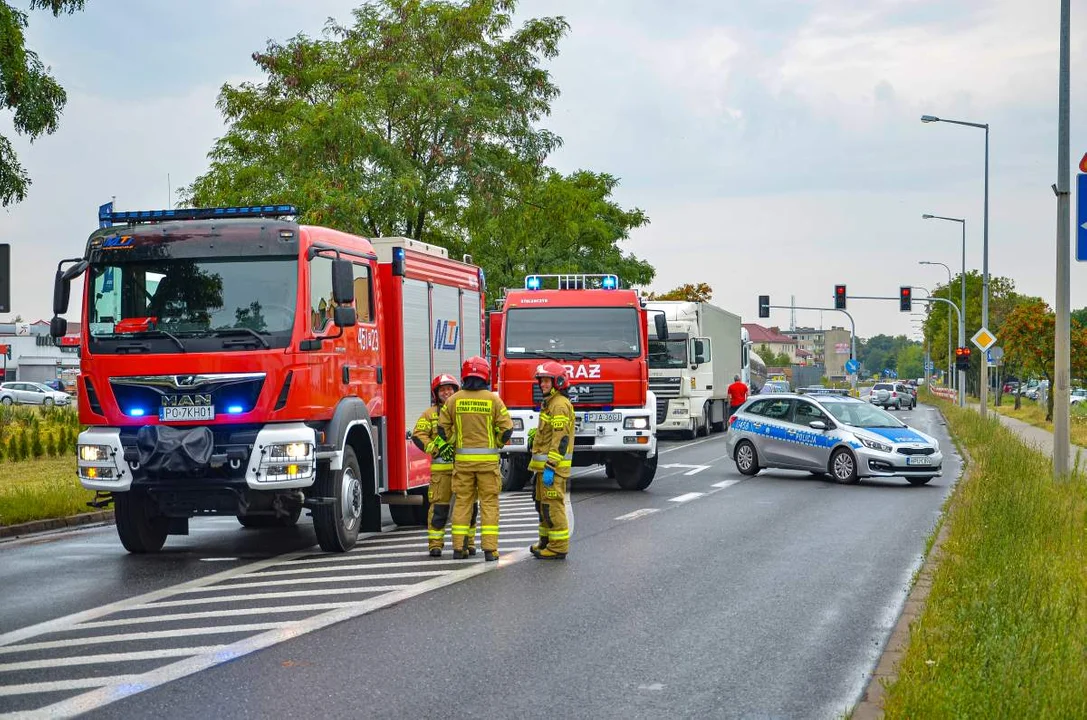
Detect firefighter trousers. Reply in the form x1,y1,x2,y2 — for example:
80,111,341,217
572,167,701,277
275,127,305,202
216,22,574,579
451,463,501,552
534,472,570,554
427,472,477,551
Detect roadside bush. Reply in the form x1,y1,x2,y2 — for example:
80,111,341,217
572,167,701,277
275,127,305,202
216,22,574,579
30,428,44,459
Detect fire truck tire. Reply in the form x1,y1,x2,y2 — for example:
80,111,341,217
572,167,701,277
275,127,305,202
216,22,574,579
114,490,169,553
501,455,532,492
313,446,363,552
614,453,656,491
237,505,302,529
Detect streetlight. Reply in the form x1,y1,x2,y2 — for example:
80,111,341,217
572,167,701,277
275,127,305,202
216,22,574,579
921,115,990,418
919,260,954,392
922,213,969,407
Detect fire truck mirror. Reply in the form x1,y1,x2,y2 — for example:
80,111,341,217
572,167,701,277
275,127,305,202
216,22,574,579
333,305,357,328
331,259,355,305
52,259,87,317
50,316,68,339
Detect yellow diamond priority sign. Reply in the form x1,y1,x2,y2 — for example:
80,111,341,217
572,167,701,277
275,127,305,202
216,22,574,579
971,327,997,352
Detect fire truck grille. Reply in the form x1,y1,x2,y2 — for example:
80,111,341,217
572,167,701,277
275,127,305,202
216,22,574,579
109,373,266,418
533,383,614,406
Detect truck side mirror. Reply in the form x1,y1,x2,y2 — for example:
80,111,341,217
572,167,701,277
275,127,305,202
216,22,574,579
654,313,668,341
693,339,707,365
50,316,68,339
52,260,88,316
331,259,355,304
333,306,356,328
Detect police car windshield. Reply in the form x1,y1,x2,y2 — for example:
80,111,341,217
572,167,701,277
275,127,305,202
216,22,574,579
505,307,640,358
822,401,904,428
87,258,297,352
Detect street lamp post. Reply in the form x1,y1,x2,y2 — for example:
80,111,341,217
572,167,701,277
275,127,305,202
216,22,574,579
922,115,990,418
921,214,968,407
919,260,954,391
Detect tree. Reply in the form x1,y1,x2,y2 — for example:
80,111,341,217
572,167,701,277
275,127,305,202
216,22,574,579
895,344,924,381
756,343,792,368
1002,299,1087,421
644,282,712,303
0,0,86,206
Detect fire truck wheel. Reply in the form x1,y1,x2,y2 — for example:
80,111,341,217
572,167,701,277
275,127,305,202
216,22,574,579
114,490,169,553
313,446,363,552
237,505,302,529
501,455,532,492
613,453,656,491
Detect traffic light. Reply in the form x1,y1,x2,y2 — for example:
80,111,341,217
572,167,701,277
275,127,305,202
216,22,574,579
758,295,770,318
0,344,8,359
899,286,912,312
955,346,972,370
834,284,847,310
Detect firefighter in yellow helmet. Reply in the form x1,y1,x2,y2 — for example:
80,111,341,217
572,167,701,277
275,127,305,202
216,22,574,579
437,356,513,561
412,374,477,558
528,361,575,559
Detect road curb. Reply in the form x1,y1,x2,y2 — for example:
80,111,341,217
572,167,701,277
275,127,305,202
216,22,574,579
851,411,970,719
0,510,115,540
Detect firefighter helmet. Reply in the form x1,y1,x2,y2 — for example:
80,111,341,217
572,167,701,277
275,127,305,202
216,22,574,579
535,361,570,391
431,373,460,403
461,356,491,384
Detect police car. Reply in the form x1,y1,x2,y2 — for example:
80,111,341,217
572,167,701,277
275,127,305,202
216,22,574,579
725,393,942,485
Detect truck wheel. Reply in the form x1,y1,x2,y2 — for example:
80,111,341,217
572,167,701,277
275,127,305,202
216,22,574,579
313,446,363,552
237,505,302,529
698,405,710,437
501,455,532,492
614,453,655,491
114,490,169,553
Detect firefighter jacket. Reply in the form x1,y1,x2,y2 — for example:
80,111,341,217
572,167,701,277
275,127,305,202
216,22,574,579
411,405,453,474
437,388,513,464
529,391,575,477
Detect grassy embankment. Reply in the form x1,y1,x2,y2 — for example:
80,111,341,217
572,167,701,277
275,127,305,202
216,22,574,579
881,393,1087,716
990,396,1087,448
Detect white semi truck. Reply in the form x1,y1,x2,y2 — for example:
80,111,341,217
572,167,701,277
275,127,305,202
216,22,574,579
646,301,743,438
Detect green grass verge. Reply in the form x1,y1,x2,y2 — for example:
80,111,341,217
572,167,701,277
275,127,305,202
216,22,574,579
882,394,1087,717
0,455,94,526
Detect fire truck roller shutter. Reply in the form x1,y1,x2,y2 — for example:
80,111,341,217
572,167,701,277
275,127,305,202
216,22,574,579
430,283,462,384
461,290,483,363
402,279,433,429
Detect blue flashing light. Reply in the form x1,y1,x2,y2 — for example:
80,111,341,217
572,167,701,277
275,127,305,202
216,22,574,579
526,275,542,291
601,275,618,290
128,408,145,417
393,247,404,261
99,205,298,226
227,405,244,414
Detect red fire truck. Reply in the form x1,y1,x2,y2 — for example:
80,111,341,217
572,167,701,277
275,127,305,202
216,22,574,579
50,204,485,554
489,274,668,491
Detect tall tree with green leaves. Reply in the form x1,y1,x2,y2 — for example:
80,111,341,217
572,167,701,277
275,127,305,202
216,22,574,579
644,282,713,303
0,0,86,206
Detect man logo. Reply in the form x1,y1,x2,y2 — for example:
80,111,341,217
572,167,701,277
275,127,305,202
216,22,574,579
433,320,459,351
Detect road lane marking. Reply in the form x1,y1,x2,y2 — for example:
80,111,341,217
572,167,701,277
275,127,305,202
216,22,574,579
712,480,742,489
142,587,413,609
71,604,361,630
0,676,142,698
0,623,295,655
0,647,226,673
614,508,660,521
669,492,705,503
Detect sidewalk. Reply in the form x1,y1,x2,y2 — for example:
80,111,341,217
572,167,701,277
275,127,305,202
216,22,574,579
967,401,1085,468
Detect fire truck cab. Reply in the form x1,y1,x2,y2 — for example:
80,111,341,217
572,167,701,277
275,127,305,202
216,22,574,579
51,204,484,554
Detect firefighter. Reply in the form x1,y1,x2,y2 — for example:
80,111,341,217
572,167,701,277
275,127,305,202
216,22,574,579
412,374,477,558
528,361,575,559
437,356,513,561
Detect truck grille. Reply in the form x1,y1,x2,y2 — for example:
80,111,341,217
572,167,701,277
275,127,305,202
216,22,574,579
533,383,614,406
649,377,683,399
110,373,266,417
656,399,668,425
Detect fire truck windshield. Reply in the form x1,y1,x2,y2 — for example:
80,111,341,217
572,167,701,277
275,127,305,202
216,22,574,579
648,338,688,369
504,307,640,359
86,258,298,352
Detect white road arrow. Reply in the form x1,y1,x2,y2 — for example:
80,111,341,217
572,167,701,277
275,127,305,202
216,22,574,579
660,463,711,476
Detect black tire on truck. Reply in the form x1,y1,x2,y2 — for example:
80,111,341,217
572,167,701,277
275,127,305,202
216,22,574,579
114,489,169,553
237,505,302,528
313,445,363,552
614,452,657,491
501,455,533,492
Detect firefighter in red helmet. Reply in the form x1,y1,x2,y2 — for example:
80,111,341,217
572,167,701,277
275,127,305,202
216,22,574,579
412,374,477,557
438,356,513,561
528,361,575,559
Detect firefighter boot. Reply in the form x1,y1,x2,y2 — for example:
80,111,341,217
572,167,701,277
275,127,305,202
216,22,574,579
484,550,500,562
531,547,567,560
530,498,549,554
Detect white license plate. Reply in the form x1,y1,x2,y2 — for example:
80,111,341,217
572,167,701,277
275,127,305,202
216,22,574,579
906,456,931,466
159,405,215,422
587,412,622,423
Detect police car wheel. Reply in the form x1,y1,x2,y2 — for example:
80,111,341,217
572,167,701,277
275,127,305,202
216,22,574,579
830,448,859,484
735,441,759,476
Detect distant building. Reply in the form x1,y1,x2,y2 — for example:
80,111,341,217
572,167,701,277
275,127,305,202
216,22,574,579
783,327,825,365
743,324,799,364
0,321,80,383
823,327,852,379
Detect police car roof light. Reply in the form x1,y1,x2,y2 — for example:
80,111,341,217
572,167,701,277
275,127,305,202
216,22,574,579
99,205,299,226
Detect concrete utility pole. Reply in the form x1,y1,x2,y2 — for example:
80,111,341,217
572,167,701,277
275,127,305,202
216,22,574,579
1053,0,1072,479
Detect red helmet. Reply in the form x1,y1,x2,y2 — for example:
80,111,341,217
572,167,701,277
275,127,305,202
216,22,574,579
535,361,570,391
461,356,491,384
431,374,459,403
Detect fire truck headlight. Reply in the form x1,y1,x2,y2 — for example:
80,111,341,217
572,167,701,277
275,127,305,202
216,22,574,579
511,418,524,431
78,444,111,462
267,442,313,461
624,416,650,430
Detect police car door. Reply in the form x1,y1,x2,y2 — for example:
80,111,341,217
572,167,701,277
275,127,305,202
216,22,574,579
781,399,834,470
752,397,796,465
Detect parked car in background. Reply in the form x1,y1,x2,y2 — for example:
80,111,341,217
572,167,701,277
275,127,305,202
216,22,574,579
42,379,68,393
0,381,72,407
868,382,915,410
759,380,790,394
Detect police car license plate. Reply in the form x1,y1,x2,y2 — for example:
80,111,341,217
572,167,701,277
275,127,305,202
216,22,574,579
906,456,930,466
159,406,215,422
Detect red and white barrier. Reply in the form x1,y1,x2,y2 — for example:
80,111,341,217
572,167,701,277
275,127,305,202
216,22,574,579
929,387,957,401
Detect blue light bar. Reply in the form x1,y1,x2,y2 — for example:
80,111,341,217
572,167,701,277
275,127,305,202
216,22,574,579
99,205,298,226
601,275,618,289
227,405,244,414
526,276,542,290
128,408,145,417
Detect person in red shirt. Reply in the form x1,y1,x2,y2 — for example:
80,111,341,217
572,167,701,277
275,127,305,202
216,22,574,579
726,375,749,425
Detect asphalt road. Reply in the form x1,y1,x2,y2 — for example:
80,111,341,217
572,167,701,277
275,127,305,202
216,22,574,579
0,403,959,718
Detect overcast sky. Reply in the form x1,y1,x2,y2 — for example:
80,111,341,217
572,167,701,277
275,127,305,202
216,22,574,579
2,0,1086,342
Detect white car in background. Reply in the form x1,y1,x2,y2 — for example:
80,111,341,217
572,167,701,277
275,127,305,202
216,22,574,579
0,381,72,407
